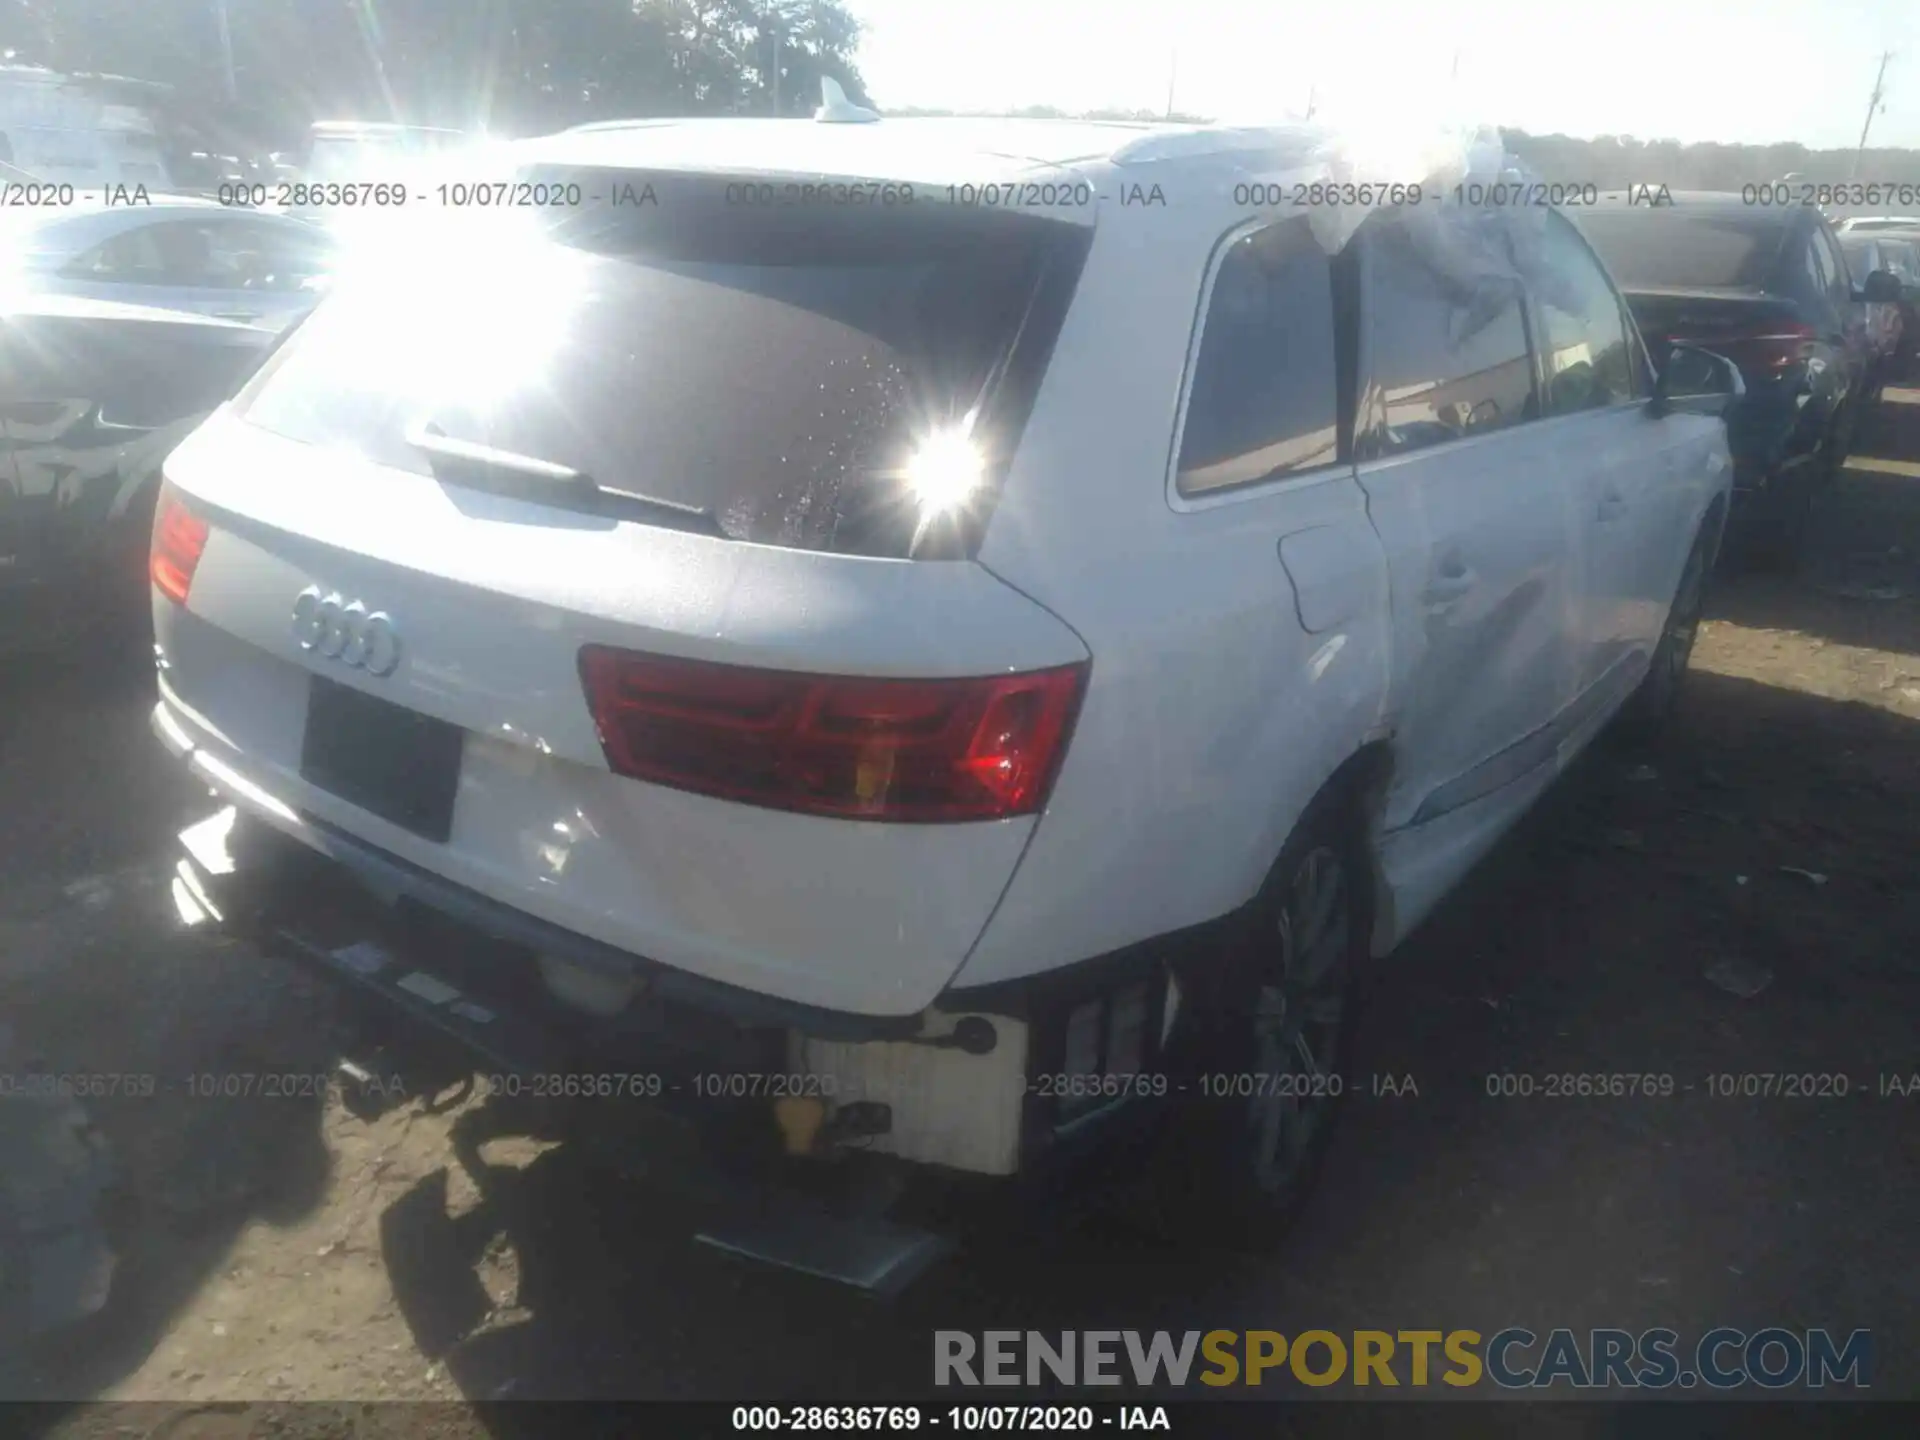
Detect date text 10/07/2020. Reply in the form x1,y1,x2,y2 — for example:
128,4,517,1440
730,1406,1172,1432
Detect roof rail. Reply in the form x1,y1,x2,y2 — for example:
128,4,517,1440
561,118,679,135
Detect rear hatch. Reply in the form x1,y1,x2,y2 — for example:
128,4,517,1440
154,165,1094,1018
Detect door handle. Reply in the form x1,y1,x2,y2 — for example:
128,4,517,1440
1596,489,1627,521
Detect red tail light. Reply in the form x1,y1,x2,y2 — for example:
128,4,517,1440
578,647,1088,822
1670,321,1815,374
150,484,210,605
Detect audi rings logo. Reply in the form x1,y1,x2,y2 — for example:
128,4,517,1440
291,586,401,677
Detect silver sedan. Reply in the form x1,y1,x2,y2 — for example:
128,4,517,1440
1,196,335,333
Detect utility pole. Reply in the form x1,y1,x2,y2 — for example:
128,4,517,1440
1852,50,1893,178
213,0,237,102
1165,47,1177,121
770,23,781,116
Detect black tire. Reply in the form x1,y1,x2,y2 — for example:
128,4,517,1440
1819,410,1853,488
1616,525,1712,744
1158,790,1371,1245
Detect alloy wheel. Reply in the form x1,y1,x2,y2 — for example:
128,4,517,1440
1245,844,1352,1194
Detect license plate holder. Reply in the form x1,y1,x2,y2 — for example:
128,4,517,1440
299,674,463,842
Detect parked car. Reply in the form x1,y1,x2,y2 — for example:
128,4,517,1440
152,118,1737,1291
1840,234,1912,386
1842,231,1920,376
1,197,335,334
302,121,473,185
1,294,275,648
1580,193,1900,568
0,64,175,192
1836,215,1920,236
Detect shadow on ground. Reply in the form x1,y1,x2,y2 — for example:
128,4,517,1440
10,393,1920,1417
353,464,1920,1404
1,658,340,1401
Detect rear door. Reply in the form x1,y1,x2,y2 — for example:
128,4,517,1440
1354,213,1579,835
1527,210,1695,700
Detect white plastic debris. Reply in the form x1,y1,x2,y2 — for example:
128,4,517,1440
1778,866,1830,886
1704,957,1773,1000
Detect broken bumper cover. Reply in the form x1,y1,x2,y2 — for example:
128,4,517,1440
169,800,954,1295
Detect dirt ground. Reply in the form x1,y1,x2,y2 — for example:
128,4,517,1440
3,394,1919,1429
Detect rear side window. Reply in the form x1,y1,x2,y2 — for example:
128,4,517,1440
1533,213,1635,414
1362,217,1535,457
1810,226,1851,311
63,224,169,283
237,178,1088,558
1176,218,1339,496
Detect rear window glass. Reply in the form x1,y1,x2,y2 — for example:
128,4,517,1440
236,172,1087,557
1578,209,1790,290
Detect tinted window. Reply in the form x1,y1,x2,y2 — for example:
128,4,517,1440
1364,217,1534,455
1176,219,1338,495
64,224,169,283
236,179,1087,558
1810,227,1849,309
64,218,330,291
1801,230,1833,303
1534,214,1634,414
1578,209,1790,290
206,219,334,292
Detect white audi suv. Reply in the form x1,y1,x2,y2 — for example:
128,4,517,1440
151,116,1737,1290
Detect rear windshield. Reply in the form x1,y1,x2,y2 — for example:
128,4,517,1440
1840,240,1876,277
236,171,1087,557
1579,208,1790,290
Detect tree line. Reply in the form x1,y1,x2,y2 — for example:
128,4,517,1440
0,0,870,147
1,2,1913,184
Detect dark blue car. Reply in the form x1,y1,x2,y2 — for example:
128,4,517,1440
1579,193,1902,569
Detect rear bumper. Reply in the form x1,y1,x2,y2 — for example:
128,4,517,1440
153,697,919,1044
168,794,968,1293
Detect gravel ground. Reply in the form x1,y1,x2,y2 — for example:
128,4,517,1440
4,394,1919,1428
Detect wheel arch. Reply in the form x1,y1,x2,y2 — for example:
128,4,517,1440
1280,736,1398,961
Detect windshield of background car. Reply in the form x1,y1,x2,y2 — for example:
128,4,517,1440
1579,208,1789,289
233,174,1089,557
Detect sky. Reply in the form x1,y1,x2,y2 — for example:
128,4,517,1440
842,0,1920,151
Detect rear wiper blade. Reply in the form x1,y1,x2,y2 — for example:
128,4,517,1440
404,422,724,536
